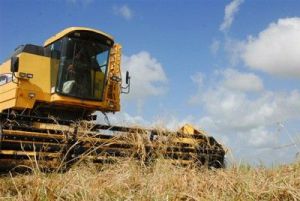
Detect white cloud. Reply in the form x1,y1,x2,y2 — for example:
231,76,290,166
210,40,220,55
247,127,275,147
189,69,263,104
122,51,168,103
224,38,246,66
220,0,244,32
190,69,300,149
96,112,196,132
113,5,133,20
96,111,149,127
242,18,300,78
191,72,205,87
200,86,300,133
222,68,264,92
189,72,206,105
152,115,196,131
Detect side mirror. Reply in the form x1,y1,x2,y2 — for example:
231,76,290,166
11,56,19,73
121,71,131,94
126,71,130,84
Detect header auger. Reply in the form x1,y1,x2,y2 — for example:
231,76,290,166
0,27,225,171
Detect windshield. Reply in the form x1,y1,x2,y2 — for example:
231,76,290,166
56,37,110,100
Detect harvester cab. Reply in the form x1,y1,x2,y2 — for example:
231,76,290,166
0,27,225,171
1,27,125,120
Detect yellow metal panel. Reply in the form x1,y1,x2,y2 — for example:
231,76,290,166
44,27,114,47
173,138,200,145
0,98,16,112
0,55,18,111
2,52,52,110
180,124,207,135
3,129,64,140
0,83,17,94
0,88,17,101
18,53,51,93
32,122,72,133
50,94,117,111
14,89,37,109
0,82,17,111
104,44,122,112
0,52,53,111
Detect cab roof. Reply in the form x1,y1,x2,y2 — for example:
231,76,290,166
43,27,114,47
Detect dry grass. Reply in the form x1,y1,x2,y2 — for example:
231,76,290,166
1,120,299,200
0,159,299,201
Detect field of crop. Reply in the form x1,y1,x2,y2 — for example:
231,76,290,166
0,158,299,201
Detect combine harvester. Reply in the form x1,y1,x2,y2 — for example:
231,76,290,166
0,27,225,171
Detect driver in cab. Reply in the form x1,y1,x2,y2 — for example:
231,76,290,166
63,47,91,97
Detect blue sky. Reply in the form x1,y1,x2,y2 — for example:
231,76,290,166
1,0,300,166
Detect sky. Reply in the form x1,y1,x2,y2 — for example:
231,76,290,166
1,0,300,166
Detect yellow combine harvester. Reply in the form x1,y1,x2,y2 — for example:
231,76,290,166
0,27,225,171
